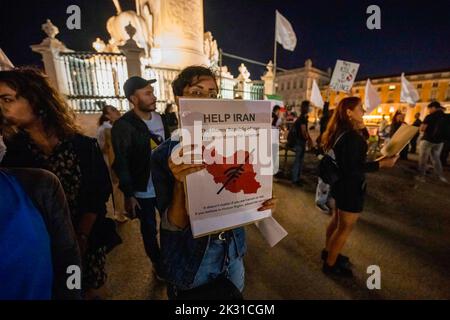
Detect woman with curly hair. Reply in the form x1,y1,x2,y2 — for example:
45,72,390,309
0,67,119,299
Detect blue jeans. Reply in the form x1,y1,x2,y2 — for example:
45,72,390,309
136,197,160,267
291,142,306,183
168,235,245,298
191,237,245,291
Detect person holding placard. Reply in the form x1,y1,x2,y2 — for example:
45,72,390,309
151,66,277,299
320,97,398,277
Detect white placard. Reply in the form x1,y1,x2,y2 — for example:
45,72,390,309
380,124,419,158
329,60,360,93
255,216,288,247
179,99,274,238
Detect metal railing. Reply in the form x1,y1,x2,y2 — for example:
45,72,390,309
59,51,266,113
59,51,129,113
220,80,265,100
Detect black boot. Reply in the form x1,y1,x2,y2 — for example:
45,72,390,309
322,261,353,278
321,249,351,268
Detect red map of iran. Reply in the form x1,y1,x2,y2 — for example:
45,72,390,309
205,149,261,195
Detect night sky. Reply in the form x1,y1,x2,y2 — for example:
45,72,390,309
1,0,449,79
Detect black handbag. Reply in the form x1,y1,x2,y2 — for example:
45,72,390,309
175,275,243,300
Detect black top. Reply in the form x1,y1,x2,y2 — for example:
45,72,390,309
423,110,445,143
166,112,179,128
1,132,114,249
412,119,422,127
319,102,331,135
334,130,379,177
272,112,279,127
331,130,379,213
294,114,309,142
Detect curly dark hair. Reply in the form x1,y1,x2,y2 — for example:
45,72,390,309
0,67,80,139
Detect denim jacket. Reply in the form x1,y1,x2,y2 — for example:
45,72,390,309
151,138,247,289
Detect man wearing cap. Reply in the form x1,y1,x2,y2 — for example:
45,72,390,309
111,76,170,279
417,101,449,183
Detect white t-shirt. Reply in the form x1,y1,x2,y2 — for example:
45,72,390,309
135,112,166,199
96,121,113,151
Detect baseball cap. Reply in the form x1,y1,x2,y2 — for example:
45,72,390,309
427,101,444,109
123,76,157,99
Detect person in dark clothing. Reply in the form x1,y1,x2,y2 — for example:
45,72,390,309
272,105,281,128
111,76,170,280
291,100,313,185
319,102,331,136
418,101,448,183
0,68,116,299
316,102,333,154
410,112,422,154
320,97,398,277
390,110,408,160
165,103,179,135
0,168,82,300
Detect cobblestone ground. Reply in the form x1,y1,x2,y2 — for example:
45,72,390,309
103,149,450,300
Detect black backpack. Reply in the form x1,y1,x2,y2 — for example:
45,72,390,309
318,132,347,185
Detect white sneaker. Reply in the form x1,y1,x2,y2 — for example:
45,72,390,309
439,176,449,184
316,202,330,213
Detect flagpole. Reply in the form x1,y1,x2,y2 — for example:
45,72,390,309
273,10,278,93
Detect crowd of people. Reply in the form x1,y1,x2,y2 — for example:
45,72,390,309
0,64,448,299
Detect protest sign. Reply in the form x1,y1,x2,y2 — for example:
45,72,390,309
178,99,274,238
380,124,419,158
329,60,360,93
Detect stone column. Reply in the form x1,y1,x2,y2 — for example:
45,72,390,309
30,20,72,94
261,61,275,96
237,63,252,99
119,23,145,78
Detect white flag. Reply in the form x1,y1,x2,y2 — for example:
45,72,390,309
276,10,297,51
0,48,14,70
310,79,324,108
400,73,419,104
364,79,381,114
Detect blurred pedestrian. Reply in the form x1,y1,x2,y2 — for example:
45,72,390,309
290,100,313,186
97,105,128,223
390,110,408,160
164,102,179,135
417,101,448,183
410,112,422,154
272,105,282,128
